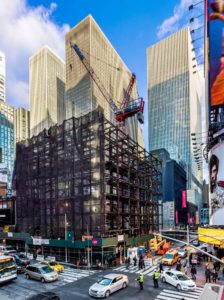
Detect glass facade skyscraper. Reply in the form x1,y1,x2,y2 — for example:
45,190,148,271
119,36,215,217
65,15,144,146
0,99,14,194
147,27,202,190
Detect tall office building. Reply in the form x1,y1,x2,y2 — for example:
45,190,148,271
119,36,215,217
0,51,6,102
65,15,143,145
0,99,14,194
29,46,65,137
147,27,202,190
14,108,30,143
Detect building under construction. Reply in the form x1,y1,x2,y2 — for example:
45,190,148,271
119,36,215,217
14,108,162,240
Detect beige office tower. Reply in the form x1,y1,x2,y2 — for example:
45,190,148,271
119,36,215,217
147,27,202,191
65,15,143,145
29,46,65,137
14,108,30,143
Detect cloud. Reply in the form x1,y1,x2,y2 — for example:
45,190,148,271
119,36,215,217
0,0,70,108
157,0,194,39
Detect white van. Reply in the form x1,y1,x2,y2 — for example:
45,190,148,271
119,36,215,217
199,283,224,300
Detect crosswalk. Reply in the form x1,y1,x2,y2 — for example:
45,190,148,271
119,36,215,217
155,287,203,300
58,267,97,285
113,260,158,276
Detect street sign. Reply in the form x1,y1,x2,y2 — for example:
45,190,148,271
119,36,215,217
118,235,124,242
82,235,93,241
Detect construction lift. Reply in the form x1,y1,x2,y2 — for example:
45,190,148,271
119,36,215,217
70,43,144,125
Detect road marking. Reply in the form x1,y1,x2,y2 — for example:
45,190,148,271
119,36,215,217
155,287,203,300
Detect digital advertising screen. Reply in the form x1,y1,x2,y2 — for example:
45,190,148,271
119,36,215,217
209,141,224,225
208,0,224,107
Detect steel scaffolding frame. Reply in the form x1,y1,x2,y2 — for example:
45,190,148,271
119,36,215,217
14,108,162,239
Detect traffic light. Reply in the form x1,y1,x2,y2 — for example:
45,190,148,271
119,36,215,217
150,238,157,250
157,235,163,243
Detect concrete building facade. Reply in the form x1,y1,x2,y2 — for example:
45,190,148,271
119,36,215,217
29,46,65,137
147,27,202,191
0,51,6,102
14,108,30,143
65,15,143,146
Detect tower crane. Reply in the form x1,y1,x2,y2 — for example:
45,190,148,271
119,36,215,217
70,43,144,124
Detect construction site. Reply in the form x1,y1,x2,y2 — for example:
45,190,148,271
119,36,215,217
14,108,162,240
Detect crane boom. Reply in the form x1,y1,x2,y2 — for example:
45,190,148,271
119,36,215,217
70,43,118,113
70,42,144,124
120,73,136,109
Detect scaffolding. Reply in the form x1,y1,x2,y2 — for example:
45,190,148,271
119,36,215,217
14,108,162,240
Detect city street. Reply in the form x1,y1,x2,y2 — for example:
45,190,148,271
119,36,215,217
0,259,216,300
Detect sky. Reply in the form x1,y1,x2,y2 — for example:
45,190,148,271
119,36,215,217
0,0,204,149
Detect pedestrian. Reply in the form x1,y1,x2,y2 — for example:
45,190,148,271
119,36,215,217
212,269,218,283
176,260,181,271
153,269,159,288
133,255,137,267
159,262,163,273
139,258,143,270
191,265,197,281
205,267,211,283
137,273,144,290
184,265,188,275
142,259,145,269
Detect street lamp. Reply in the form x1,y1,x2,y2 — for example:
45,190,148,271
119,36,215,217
65,202,69,240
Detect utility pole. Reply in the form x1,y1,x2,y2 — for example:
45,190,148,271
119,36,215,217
65,213,68,263
87,224,90,274
187,224,190,267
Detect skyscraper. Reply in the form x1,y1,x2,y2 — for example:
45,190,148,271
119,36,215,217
65,15,143,145
0,99,14,194
0,51,6,102
14,108,30,143
147,27,202,190
29,46,65,137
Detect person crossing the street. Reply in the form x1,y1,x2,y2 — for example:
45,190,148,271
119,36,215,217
137,272,144,290
153,269,159,288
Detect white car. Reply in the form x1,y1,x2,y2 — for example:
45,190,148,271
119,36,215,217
178,248,187,258
161,270,196,291
89,273,128,298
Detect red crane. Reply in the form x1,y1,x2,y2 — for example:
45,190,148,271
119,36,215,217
70,43,144,124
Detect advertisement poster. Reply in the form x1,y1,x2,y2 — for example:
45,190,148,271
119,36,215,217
209,141,224,224
208,0,224,107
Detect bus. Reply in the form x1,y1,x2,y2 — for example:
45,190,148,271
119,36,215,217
0,255,17,283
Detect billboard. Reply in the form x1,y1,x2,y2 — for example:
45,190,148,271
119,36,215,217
208,0,224,108
209,141,224,225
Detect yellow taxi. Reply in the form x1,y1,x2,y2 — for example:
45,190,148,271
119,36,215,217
162,249,179,266
41,261,64,273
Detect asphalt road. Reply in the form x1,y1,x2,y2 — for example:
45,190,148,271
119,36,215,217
0,267,203,300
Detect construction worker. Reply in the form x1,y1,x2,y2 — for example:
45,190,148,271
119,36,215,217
153,269,159,288
137,272,144,290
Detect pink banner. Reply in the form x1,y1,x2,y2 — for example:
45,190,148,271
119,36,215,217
182,190,187,208
175,210,178,224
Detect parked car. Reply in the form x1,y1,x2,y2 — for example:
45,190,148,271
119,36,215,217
17,253,31,265
40,261,64,273
192,240,200,247
89,274,128,298
12,255,27,273
161,270,196,291
25,264,58,283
